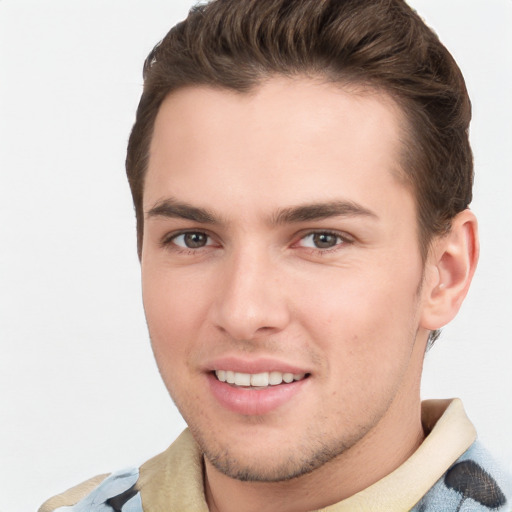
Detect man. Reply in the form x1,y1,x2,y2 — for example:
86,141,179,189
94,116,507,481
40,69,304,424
39,0,511,510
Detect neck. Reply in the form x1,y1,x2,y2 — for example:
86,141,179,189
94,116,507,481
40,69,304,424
204,386,425,512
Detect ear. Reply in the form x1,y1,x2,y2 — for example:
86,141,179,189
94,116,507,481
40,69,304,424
420,209,479,331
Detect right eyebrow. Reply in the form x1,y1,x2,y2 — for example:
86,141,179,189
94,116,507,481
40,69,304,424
145,198,218,224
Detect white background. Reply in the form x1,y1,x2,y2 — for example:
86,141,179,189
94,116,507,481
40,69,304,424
0,1,511,511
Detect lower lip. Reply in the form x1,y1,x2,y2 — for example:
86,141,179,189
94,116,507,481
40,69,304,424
207,373,309,415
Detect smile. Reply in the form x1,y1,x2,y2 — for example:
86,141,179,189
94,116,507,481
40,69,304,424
214,370,307,388
208,369,310,415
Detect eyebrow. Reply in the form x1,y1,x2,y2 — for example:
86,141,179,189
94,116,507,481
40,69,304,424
146,198,377,225
146,199,218,224
272,200,378,224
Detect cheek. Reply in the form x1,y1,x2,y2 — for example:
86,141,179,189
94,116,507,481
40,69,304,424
299,274,421,424
301,264,420,328
141,266,209,366
297,260,422,371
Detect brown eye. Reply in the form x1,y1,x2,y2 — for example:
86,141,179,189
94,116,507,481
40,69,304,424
173,232,210,249
312,233,338,249
298,232,345,250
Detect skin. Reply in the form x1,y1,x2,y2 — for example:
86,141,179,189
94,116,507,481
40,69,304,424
141,77,477,512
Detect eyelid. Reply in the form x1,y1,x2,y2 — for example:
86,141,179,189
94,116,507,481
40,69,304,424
160,229,217,249
294,229,354,250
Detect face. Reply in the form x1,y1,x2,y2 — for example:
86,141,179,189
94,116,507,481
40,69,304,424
141,78,430,482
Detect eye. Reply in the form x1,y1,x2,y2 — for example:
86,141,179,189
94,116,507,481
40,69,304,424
298,231,345,250
171,231,212,249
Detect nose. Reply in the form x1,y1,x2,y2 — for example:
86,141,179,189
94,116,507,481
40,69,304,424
210,248,291,341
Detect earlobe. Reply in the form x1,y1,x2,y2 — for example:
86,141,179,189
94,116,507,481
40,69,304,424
420,209,479,331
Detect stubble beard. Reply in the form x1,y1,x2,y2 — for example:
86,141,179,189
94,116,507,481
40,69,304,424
189,418,378,483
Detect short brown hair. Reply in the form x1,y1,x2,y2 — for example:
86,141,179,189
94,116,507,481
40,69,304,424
127,0,473,263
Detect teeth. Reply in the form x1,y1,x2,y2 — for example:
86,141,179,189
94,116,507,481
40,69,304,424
269,371,283,385
235,372,251,386
251,372,269,387
215,370,306,387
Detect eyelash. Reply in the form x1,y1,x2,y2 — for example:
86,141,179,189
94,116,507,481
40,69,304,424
160,229,353,255
161,230,217,254
294,230,352,254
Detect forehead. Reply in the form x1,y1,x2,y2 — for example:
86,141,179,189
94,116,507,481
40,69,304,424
145,77,411,216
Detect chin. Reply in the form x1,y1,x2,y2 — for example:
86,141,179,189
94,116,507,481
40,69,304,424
206,450,330,482
196,424,360,483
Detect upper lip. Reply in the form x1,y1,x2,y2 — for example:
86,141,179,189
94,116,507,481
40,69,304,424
203,356,310,375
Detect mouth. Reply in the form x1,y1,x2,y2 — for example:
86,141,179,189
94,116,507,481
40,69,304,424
213,370,309,388
208,366,311,414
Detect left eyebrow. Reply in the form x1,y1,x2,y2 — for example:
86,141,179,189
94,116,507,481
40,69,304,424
271,200,378,225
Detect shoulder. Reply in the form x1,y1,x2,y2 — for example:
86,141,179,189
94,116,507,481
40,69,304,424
413,440,512,512
38,468,141,512
38,473,109,511
38,430,202,512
